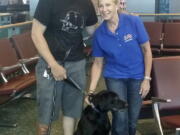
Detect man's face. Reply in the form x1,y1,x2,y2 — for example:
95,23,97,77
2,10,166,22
119,0,126,10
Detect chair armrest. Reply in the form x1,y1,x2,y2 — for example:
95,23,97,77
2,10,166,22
29,56,39,61
151,97,172,103
19,56,39,64
0,64,22,72
142,100,152,105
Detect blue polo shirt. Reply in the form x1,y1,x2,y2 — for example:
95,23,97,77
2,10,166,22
92,13,149,79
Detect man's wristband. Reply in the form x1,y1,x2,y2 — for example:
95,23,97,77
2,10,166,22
144,76,152,81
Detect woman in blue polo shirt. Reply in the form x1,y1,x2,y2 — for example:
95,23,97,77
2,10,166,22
88,0,152,134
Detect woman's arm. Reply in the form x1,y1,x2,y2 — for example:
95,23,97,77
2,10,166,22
140,41,152,98
142,41,152,78
85,25,97,36
31,19,66,80
88,57,104,93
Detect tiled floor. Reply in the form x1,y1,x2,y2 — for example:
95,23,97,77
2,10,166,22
0,98,157,135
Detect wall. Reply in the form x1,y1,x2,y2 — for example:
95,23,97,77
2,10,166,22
126,0,155,13
126,0,155,21
169,0,180,13
169,0,180,20
29,0,180,20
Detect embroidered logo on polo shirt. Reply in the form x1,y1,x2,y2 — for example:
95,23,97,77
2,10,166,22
124,34,133,42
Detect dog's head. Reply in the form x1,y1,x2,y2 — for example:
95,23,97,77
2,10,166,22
89,90,128,112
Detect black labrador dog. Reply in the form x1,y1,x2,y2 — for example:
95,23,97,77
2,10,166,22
74,90,128,135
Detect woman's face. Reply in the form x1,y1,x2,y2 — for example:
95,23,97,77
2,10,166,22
98,0,118,21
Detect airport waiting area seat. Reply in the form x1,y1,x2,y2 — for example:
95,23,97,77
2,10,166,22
0,36,36,127
151,56,180,135
144,22,164,57
0,37,36,103
144,22,180,57
11,31,39,73
161,23,180,56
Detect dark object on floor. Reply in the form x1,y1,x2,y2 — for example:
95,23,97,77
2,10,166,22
74,90,128,135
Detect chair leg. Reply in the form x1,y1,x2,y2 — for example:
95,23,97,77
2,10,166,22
0,123,17,128
152,103,164,135
176,128,180,135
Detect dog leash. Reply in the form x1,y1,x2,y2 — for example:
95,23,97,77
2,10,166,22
46,47,88,135
45,51,87,95
90,103,100,113
45,48,72,135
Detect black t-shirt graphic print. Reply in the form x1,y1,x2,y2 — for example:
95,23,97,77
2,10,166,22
60,10,85,34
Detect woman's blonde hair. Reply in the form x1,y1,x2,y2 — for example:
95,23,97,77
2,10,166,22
114,0,119,4
98,0,119,5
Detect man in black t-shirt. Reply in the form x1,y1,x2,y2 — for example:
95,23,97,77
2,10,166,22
31,0,97,134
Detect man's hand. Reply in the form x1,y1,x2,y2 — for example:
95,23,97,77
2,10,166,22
50,63,67,81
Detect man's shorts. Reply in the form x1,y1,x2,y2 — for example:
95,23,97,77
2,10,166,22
35,58,86,125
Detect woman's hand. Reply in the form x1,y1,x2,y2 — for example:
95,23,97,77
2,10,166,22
85,95,91,105
85,91,95,105
139,79,150,98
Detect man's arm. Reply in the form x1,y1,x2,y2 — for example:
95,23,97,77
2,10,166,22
31,19,66,80
31,19,56,67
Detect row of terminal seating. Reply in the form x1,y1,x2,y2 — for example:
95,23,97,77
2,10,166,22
84,22,180,58
151,56,180,135
0,27,180,134
144,21,180,133
144,22,180,57
0,31,38,105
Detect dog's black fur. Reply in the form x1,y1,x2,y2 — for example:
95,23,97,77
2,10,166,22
74,90,127,135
